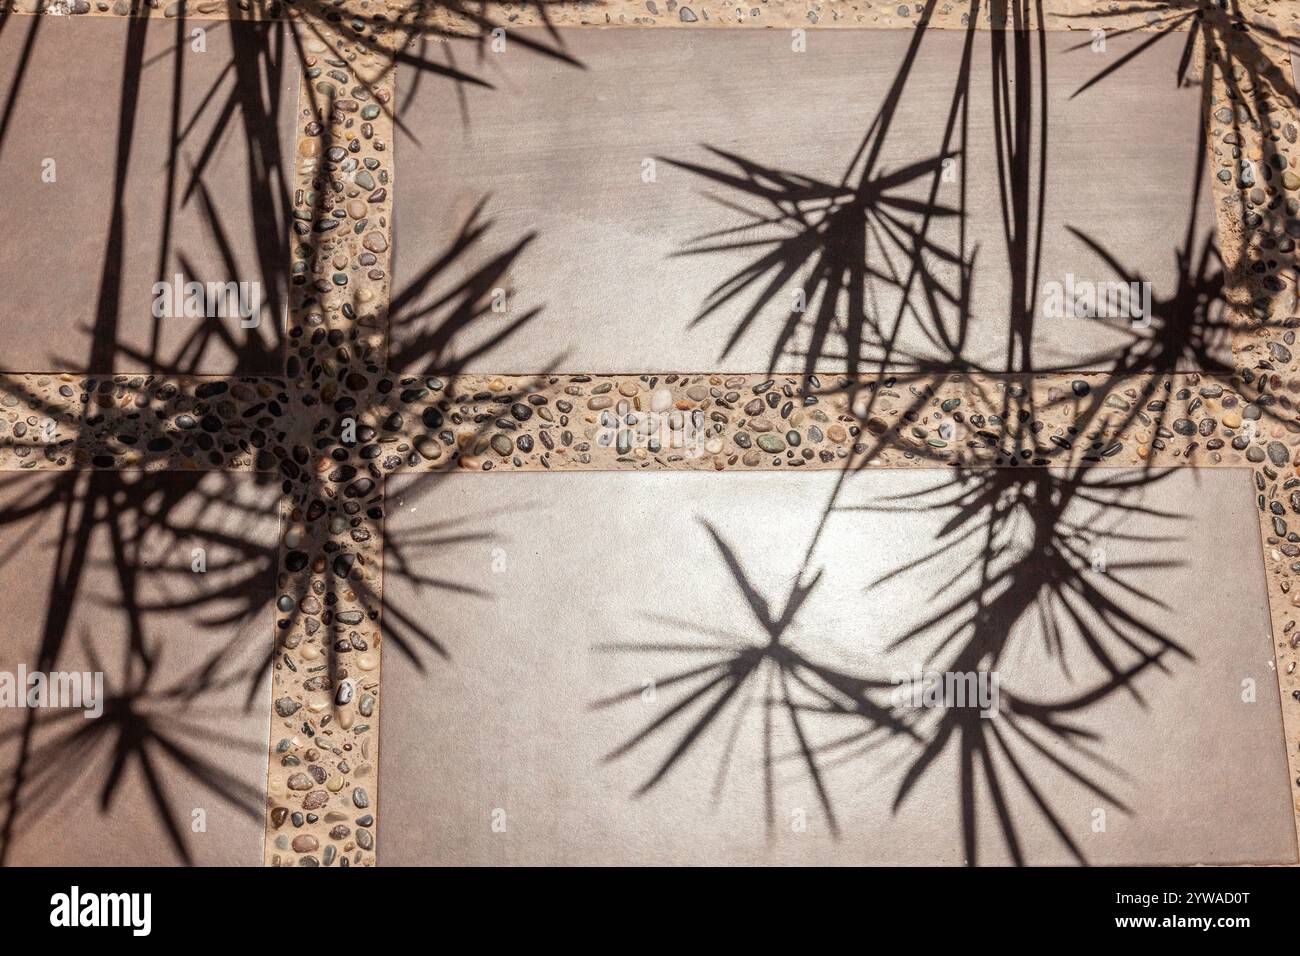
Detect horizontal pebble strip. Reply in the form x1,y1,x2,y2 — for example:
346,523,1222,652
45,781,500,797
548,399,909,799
369,371,1294,472
0,375,286,472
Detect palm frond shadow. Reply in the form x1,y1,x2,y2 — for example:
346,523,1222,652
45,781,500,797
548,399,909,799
0,68,555,868
280,0,589,141
1,2,588,378
387,195,556,377
592,519,917,838
665,119,968,378
594,463,1192,864
0,628,267,866
1066,2,1298,334
855,464,1191,864
16,14,291,376
660,5,1004,377
0,0,587,864
1066,1,1297,108
664,1,1245,384
0,469,277,864
0,344,525,867
1057,225,1233,376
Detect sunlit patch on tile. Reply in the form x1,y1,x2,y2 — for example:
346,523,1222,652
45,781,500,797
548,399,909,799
378,468,1294,866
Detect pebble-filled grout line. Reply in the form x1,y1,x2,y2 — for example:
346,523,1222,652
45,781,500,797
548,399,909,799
260,15,395,866
0,376,288,472
4,370,1296,474
371,371,1289,471
1209,19,1300,844
1,0,1299,865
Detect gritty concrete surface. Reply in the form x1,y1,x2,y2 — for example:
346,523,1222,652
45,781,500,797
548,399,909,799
0,471,278,866
0,16,296,374
377,468,1295,866
393,27,1218,376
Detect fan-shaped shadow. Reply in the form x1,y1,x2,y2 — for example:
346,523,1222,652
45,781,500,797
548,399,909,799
592,519,917,837
593,462,1192,864
860,464,1192,864
1065,0,1298,333
665,0,1239,384
664,4,976,378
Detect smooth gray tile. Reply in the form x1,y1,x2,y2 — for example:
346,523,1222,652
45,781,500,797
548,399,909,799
0,471,277,866
393,27,1221,376
0,17,295,374
378,468,1294,865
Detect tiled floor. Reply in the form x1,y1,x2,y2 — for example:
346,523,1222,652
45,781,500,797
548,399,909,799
0,2,1298,869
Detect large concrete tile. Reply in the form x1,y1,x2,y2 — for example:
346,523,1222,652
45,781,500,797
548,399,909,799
0,471,278,866
394,27,1219,376
0,17,296,374
379,468,1294,865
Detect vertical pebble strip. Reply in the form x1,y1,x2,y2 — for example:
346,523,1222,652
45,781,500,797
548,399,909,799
263,19,395,866
1208,26,1300,841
